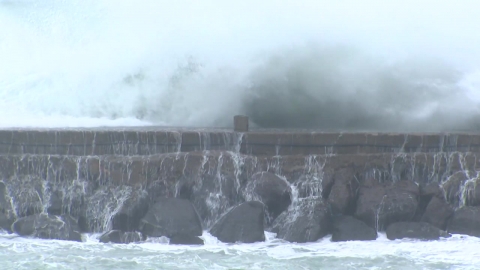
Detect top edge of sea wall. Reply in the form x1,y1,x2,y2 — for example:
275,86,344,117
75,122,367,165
0,126,480,156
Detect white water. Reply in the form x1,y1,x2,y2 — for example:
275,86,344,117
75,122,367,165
1,0,480,129
1,231,479,269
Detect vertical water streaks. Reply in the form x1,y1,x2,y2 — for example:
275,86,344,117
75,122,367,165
1,132,480,237
199,132,210,151
292,155,325,199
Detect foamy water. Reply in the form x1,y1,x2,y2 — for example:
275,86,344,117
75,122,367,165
1,0,480,130
1,231,479,269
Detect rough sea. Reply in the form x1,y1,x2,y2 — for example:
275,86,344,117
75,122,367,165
1,232,479,270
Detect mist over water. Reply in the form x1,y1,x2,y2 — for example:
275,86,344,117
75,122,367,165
1,0,480,130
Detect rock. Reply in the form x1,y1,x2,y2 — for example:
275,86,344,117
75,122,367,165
46,190,63,216
294,175,323,198
386,222,451,240
139,198,202,238
448,206,480,237
246,172,292,219
99,230,143,244
463,177,480,206
170,234,204,245
0,212,15,232
328,168,358,215
7,176,44,217
46,183,87,221
354,181,418,230
442,171,468,205
178,172,240,227
174,153,244,228
209,201,265,243
111,190,149,231
0,182,15,232
83,186,142,233
421,182,444,199
12,214,82,242
421,196,454,230
331,215,377,242
271,198,331,243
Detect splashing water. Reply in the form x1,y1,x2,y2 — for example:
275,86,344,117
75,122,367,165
1,231,480,269
1,0,480,129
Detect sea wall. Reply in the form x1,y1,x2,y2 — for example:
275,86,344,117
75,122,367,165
0,128,480,155
0,126,479,244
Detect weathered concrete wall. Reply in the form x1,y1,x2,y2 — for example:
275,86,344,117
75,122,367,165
0,128,479,155
1,150,479,230
1,128,480,241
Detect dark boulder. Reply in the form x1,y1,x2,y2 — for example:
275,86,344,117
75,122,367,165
0,182,15,232
209,201,265,243
354,181,418,230
421,182,444,199
177,170,241,227
12,214,82,242
421,196,454,230
294,175,323,198
386,222,450,240
99,230,143,244
46,190,63,216
448,206,480,237
328,168,358,215
170,234,204,245
271,198,331,243
139,198,202,238
463,177,480,206
111,190,149,231
175,154,244,228
331,215,377,242
246,172,292,219
442,171,468,206
46,183,87,222
7,176,44,217
0,212,15,233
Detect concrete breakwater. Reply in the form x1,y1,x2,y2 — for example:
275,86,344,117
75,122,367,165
1,128,480,156
0,125,480,244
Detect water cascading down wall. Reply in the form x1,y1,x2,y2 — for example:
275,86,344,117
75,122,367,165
1,117,480,244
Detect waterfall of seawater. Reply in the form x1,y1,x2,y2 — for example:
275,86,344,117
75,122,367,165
0,133,479,237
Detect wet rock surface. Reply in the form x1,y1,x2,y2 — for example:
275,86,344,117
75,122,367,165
271,198,332,243
354,180,419,230
448,206,480,237
111,190,149,232
169,234,204,245
462,176,480,207
442,171,469,206
209,201,265,243
12,214,82,242
139,198,202,238
386,222,451,240
246,172,292,219
0,182,15,232
99,230,143,244
331,215,377,242
327,168,358,215
420,196,454,230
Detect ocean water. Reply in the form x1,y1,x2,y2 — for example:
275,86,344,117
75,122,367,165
1,232,479,270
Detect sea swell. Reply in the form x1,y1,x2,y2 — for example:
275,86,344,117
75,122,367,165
1,231,479,269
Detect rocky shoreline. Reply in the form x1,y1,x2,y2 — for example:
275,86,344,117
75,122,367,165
1,150,479,245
